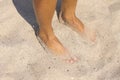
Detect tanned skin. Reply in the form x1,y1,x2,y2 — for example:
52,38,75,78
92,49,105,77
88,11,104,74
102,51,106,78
33,0,95,63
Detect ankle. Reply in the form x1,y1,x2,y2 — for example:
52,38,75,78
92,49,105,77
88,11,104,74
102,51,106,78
39,27,55,41
60,11,76,21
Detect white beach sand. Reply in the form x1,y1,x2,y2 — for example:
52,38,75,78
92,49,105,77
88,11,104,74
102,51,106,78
0,0,120,80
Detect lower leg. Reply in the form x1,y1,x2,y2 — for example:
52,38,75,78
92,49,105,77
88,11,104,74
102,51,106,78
61,0,77,19
60,0,84,32
33,0,56,38
33,0,67,55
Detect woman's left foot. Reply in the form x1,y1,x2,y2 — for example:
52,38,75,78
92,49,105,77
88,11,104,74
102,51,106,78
59,12,96,42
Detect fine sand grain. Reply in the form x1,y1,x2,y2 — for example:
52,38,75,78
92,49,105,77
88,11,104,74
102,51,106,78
0,0,120,80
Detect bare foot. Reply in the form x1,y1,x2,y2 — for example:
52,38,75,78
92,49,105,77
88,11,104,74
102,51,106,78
59,12,96,42
38,29,77,63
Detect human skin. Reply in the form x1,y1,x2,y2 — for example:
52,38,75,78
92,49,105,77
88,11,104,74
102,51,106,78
33,0,95,63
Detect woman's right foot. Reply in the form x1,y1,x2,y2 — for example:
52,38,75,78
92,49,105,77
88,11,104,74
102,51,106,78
38,27,77,63
39,32,66,55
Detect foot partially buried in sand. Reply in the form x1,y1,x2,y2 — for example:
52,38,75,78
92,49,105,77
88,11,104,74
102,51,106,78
37,14,96,63
59,12,96,42
38,30,77,63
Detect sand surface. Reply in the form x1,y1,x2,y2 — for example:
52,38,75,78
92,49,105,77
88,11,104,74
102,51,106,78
0,0,120,80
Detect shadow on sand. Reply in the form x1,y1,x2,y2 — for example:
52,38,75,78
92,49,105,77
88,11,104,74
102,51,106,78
12,0,61,35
